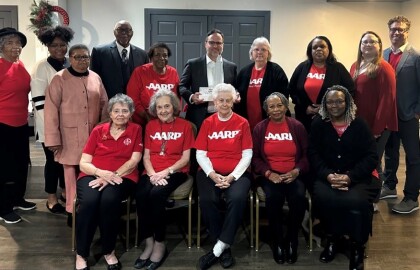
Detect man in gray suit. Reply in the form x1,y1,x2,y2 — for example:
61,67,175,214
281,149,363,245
90,20,148,99
380,16,420,214
179,29,237,131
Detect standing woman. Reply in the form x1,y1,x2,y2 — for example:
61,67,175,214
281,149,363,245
127,42,180,128
0,28,36,224
44,44,108,225
252,93,309,264
289,36,354,132
308,85,380,270
134,89,195,270
235,37,288,131
31,26,75,214
350,31,397,181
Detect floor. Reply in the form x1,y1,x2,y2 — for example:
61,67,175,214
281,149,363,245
1,138,420,270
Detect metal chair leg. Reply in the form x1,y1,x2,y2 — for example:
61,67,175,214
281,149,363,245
197,197,201,249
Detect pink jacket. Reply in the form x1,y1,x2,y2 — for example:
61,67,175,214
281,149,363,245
44,69,108,165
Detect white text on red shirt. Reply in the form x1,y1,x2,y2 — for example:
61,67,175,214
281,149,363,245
208,130,240,139
145,83,175,91
150,132,182,140
306,73,325,80
249,78,263,86
265,132,292,141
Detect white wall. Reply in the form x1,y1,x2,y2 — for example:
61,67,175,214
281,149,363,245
2,0,419,76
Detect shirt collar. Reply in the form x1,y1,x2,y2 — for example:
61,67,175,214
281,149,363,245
206,54,223,65
116,42,131,57
391,42,408,54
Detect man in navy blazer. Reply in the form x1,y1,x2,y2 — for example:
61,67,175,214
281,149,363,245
380,16,420,214
90,20,148,99
179,29,237,131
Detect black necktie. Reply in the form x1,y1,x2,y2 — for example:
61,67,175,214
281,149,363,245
121,49,128,64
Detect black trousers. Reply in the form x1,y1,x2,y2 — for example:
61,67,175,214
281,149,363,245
75,176,135,257
42,143,65,194
0,123,29,215
136,172,187,242
196,170,251,245
313,178,380,244
259,176,306,246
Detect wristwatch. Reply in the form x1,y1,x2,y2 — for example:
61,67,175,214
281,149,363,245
168,168,174,175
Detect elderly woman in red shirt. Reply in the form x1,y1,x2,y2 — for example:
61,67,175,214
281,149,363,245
252,92,309,264
195,83,253,270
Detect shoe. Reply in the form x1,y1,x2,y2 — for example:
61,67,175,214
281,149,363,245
199,251,219,270
146,249,168,270
379,186,397,200
106,260,121,270
392,198,419,214
13,200,36,211
219,248,235,268
134,257,150,269
60,194,67,203
349,242,364,270
271,244,285,264
46,201,66,214
75,256,89,270
286,242,297,264
0,211,22,224
319,239,336,263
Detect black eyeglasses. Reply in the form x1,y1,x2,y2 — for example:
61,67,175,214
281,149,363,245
389,28,408,34
326,100,345,106
153,53,169,59
72,55,91,61
116,28,133,34
206,41,223,46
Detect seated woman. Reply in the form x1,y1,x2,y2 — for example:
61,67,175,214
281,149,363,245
195,83,253,270
134,89,195,270
252,92,309,264
308,85,381,270
75,94,143,270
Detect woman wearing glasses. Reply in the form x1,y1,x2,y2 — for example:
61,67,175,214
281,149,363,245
308,85,381,270
235,37,289,131
127,42,179,128
44,44,108,225
350,31,397,195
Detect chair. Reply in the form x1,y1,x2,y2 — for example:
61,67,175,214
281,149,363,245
196,191,254,249
135,174,195,248
254,186,313,252
71,194,132,252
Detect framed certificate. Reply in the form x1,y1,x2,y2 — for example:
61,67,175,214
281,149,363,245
199,87,213,102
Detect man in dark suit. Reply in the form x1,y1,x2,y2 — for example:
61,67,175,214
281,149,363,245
179,29,237,131
90,20,148,99
380,16,420,214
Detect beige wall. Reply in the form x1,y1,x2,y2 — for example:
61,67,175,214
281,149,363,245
2,0,419,76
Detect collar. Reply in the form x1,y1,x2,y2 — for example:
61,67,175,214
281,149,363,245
206,54,223,65
116,41,131,57
47,56,68,72
391,42,408,54
67,66,89,77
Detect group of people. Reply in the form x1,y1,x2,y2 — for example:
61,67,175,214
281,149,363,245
0,13,419,270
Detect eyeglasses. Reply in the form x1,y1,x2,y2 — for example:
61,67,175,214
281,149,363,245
253,48,268,53
389,28,408,34
206,41,223,46
112,109,130,115
116,28,133,34
326,100,345,106
153,53,169,59
361,40,380,45
71,55,91,61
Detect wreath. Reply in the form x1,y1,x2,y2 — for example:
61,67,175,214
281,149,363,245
29,0,70,35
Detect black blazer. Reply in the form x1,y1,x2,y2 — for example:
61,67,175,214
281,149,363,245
289,60,354,132
90,41,148,98
235,61,288,119
179,55,237,130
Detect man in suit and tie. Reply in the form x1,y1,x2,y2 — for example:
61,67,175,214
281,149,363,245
380,16,420,214
179,29,237,131
90,20,148,99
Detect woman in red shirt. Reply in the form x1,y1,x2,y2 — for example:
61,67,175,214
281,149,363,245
75,94,143,270
134,89,195,270
195,83,253,270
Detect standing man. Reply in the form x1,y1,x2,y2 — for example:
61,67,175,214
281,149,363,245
179,29,237,131
90,20,148,99
380,15,420,214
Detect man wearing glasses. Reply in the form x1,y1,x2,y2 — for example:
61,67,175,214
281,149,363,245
381,16,420,214
179,29,237,131
90,20,148,99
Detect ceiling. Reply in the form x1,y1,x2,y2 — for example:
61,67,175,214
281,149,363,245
327,0,410,2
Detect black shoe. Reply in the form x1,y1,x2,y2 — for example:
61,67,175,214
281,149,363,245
134,257,150,269
106,260,121,270
319,240,336,263
146,249,168,270
46,201,66,214
0,211,22,224
219,248,235,268
271,244,285,264
13,199,36,211
199,251,219,270
286,242,298,264
349,242,365,270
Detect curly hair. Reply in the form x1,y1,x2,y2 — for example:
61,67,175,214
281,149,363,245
148,89,181,118
388,15,411,31
318,85,357,125
37,25,74,46
147,42,172,59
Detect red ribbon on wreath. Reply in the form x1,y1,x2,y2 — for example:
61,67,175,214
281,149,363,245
51,5,70,25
